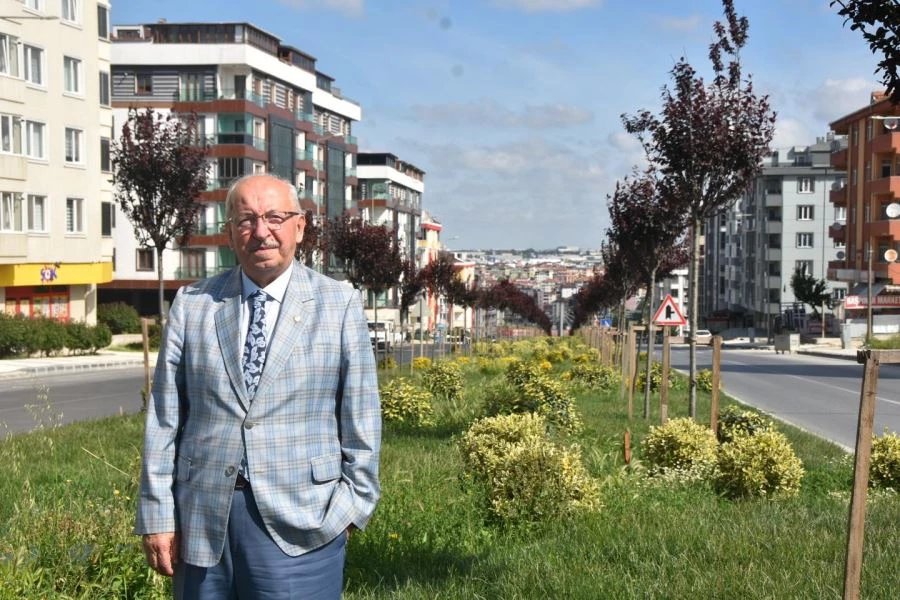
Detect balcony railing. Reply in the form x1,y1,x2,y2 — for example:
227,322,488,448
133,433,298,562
174,265,233,279
202,133,266,150
206,177,239,191
192,221,226,235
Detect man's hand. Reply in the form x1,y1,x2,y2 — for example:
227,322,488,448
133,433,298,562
143,531,180,576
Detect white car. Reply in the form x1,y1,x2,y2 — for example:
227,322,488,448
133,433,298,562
686,329,713,345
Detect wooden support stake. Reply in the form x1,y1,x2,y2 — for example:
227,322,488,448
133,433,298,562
843,350,881,600
623,428,632,465
660,328,670,424
710,336,722,434
141,317,152,411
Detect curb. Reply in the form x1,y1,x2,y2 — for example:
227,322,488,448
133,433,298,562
0,359,151,380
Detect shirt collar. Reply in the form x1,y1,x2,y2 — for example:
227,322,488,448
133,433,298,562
240,262,294,304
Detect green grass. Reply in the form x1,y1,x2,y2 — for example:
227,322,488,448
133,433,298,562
1,339,898,599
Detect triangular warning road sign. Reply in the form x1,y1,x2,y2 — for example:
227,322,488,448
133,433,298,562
652,294,687,326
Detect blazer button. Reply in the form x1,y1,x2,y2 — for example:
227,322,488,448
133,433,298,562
225,466,236,477
244,421,255,429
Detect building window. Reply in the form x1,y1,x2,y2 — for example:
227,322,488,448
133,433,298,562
24,120,45,159
97,4,108,39
27,194,46,231
0,114,21,154
833,288,847,302
795,260,813,275
136,248,155,271
66,197,83,232
63,56,82,94
0,33,19,77
835,205,847,222
135,73,152,95
0,191,24,231
797,177,814,193
24,0,43,10
767,262,781,276
99,71,109,106
100,136,110,172
64,127,83,163
101,201,114,236
796,233,814,248
796,205,814,220
23,45,43,85
61,0,80,23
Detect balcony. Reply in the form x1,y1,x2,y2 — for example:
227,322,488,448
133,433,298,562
831,147,848,170
871,131,900,155
764,192,782,206
830,184,848,205
828,223,847,241
0,75,26,104
193,221,226,235
0,154,27,180
203,133,266,150
870,175,900,198
206,177,238,191
869,217,900,239
173,265,232,280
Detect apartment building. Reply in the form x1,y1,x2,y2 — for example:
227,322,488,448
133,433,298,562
354,151,425,329
103,21,360,313
0,0,114,324
828,92,900,333
705,136,848,335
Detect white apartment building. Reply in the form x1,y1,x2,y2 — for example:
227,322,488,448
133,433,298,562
104,21,360,314
704,135,849,335
0,0,113,324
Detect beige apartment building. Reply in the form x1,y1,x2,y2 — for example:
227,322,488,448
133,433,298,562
0,0,114,324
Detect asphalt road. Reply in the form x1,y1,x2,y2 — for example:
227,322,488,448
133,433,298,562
0,367,147,439
5,346,896,450
667,346,900,450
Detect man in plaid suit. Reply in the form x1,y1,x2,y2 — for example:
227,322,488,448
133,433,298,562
136,173,381,599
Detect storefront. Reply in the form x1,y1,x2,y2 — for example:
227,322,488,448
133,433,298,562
0,262,113,324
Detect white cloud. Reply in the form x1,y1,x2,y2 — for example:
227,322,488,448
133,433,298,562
410,99,593,129
489,0,601,13
806,77,879,124
277,0,363,17
771,117,815,150
655,14,702,33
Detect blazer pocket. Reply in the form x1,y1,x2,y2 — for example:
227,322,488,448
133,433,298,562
310,454,341,483
175,455,192,482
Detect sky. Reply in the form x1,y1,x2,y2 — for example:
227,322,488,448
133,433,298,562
113,0,882,251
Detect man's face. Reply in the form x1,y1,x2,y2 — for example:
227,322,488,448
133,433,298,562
226,176,305,288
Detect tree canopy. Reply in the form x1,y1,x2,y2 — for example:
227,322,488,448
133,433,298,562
832,0,900,103
790,266,832,317
111,108,209,321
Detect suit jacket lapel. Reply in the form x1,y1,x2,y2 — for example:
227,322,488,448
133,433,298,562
252,263,315,401
215,268,251,412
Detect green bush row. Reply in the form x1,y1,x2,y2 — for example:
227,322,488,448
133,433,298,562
96,302,142,334
0,314,111,357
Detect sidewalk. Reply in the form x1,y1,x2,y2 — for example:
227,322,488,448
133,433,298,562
0,350,155,380
718,337,860,361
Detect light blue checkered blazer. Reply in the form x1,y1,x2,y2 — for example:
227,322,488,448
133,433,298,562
135,263,381,567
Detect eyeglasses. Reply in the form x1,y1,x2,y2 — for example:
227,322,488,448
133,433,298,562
230,211,301,232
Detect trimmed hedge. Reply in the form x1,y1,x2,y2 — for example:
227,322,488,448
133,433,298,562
97,302,141,334
0,314,111,357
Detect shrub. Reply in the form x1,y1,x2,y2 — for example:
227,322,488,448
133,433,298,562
33,317,66,356
0,313,38,357
422,360,463,402
696,369,716,392
65,321,94,353
716,430,804,499
97,302,141,334
379,377,434,427
870,430,900,490
459,413,600,523
503,361,582,434
378,356,398,370
635,362,679,393
717,406,773,444
568,363,619,391
640,418,719,480
411,356,432,370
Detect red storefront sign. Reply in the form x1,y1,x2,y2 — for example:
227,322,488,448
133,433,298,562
844,294,900,309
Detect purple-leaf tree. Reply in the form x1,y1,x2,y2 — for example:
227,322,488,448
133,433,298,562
111,108,209,322
831,0,900,104
622,0,775,416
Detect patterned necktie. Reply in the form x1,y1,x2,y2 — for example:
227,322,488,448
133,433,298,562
242,290,268,398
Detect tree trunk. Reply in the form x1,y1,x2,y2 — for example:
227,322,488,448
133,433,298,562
157,247,166,325
643,268,657,419
373,301,380,366
688,217,701,418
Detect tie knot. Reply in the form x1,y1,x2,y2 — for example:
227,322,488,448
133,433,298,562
250,290,268,308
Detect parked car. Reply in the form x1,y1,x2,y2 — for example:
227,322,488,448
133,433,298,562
685,329,713,345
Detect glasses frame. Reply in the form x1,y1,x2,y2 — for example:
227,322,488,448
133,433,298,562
229,211,302,232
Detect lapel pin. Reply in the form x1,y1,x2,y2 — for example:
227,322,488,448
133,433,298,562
294,315,302,323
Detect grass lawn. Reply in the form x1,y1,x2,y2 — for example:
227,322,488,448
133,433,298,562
1,337,897,599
